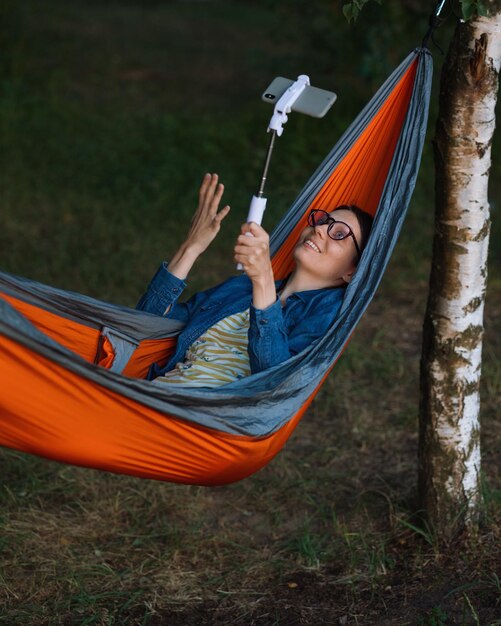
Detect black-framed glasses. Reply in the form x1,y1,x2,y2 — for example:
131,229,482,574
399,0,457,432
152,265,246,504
307,209,361,260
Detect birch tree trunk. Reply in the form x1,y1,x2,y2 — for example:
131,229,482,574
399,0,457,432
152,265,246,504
419,4,501,541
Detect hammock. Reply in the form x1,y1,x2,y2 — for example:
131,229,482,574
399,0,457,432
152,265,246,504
0,48,432,485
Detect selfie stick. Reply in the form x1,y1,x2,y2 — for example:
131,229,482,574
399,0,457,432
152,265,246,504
237,75,310,270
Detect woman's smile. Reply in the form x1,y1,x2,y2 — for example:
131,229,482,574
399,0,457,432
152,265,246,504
303,238,321,253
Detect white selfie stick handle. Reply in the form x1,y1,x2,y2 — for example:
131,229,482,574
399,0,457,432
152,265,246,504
247,195,267,224
236,195,267,270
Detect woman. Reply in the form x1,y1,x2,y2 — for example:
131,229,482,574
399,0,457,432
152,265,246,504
137,173,372,386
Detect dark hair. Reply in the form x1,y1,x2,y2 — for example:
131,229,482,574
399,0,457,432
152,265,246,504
333,204,373,262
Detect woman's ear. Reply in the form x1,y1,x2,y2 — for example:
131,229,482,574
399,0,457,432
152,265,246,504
341,267,356,284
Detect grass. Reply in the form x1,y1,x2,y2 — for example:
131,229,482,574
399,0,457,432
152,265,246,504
1,0,500,624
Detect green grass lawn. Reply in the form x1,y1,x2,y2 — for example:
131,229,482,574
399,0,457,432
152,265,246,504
1,1,500,624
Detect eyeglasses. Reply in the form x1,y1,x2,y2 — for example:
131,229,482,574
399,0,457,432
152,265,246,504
307,209,361,260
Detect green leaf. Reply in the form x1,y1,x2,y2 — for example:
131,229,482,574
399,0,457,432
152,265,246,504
477,1,488,16
460,0,489,21
461,2,476,20
342,4,354,22
342,3,360,23
342,0,382,23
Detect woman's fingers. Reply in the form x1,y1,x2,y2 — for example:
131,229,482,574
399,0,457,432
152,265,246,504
210,183,225,213
234,237,269,260
235,223,270,272
198,173,218,208
206,174,219,204
204,174,219,208
234,245,272,278
214,204,231,224
198,172,212,204
186,173,229,252
198,174,229,222
196,173,229,219
240,221,268,237
236,233,268,250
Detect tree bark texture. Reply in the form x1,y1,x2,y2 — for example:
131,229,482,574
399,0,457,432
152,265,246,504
419,7,501,540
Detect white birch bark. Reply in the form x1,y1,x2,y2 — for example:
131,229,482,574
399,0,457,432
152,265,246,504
419,8,501,539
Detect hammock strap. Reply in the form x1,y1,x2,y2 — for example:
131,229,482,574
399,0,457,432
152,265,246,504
422,0,450,51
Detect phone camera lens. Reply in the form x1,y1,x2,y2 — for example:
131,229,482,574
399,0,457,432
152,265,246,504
264,93,275,100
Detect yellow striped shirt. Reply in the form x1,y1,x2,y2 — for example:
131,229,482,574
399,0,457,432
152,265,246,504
153,309,251,388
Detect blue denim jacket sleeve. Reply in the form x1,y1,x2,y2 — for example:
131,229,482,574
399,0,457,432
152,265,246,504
248,290,344,374
136,262,187,317
248,300,289,374
136,262,220,324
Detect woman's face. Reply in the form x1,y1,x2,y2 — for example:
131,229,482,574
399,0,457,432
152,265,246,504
293,209,362,286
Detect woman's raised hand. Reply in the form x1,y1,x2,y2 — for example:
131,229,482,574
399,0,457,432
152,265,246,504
167,173,230,281
184,173,231,255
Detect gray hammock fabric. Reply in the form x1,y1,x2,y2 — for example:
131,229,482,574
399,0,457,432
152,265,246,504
0,48,432,438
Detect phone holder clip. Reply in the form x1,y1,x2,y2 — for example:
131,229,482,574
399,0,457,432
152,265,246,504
268,74,310,137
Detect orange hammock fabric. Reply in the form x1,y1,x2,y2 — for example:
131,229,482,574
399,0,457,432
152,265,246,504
273,56,418,279
0,50,432,485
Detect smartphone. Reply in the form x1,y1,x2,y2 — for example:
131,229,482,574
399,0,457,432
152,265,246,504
262,77,337,118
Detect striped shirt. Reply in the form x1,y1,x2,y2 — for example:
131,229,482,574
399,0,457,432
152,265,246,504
153,309,251,388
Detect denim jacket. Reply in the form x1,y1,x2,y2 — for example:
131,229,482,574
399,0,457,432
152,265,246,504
136,263,345,379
